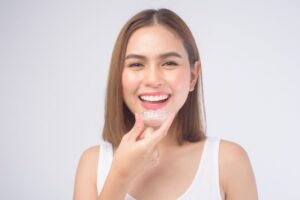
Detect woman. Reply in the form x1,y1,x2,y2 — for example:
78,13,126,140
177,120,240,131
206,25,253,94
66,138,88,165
73,8,258,200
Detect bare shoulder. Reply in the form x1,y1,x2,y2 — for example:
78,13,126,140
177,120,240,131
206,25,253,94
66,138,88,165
78,145,100,167
219,140,258,200
219,140,249,164
76,145,100,179
73,145,100,200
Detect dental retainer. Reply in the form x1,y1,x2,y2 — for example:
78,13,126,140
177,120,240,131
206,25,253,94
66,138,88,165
142,109,168,122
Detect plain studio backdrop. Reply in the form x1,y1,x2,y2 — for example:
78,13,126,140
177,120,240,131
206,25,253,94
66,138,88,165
0,0,299,199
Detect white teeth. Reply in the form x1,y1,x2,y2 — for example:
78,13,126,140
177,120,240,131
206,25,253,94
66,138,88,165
140,95,169,102
142,110,168,121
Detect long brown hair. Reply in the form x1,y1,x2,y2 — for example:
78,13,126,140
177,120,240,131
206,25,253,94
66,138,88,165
102,8,206,147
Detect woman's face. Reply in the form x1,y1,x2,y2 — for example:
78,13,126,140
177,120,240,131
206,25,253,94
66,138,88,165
122,24,198,125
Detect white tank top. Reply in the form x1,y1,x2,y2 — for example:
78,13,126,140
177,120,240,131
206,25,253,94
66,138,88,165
97,137,222,200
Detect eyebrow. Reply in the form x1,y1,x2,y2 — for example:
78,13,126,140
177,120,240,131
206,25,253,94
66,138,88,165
124,52,183,60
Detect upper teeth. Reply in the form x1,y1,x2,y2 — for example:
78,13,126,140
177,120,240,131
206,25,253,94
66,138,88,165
140,95,169,102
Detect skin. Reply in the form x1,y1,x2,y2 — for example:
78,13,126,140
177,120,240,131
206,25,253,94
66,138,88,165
73,25,258,200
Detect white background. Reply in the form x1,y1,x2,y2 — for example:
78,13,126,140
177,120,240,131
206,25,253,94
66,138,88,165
0,0,299,199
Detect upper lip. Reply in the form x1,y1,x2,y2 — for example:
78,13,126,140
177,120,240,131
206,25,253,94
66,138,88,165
138,92,171,96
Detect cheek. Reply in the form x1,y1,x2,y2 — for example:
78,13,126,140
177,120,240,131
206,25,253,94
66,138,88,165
170,71,191,103
171,70,191,91
122,70,141,95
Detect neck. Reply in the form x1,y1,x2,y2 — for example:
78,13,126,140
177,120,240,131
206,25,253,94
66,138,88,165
157,129,183,154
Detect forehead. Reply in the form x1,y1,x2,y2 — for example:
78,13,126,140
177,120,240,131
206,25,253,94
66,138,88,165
125,24,188,59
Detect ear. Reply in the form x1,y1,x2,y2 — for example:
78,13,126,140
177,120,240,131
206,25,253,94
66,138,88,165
189,61,200,91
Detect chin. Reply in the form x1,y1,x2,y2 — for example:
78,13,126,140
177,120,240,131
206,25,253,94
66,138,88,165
144,119,164,128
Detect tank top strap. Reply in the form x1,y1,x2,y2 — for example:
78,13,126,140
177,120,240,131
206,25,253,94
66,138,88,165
97,140,113,195
196,136,222,199
178,136,222,200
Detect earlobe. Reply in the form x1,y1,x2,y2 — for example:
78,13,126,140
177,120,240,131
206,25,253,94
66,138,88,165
189,61,200,91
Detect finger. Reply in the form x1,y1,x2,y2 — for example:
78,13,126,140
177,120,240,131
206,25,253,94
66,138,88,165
144,127,154,138
137,126,154,140
129,113,145,140
146,112,176,146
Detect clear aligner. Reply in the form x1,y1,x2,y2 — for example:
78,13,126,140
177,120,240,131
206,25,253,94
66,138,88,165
142,109,168,121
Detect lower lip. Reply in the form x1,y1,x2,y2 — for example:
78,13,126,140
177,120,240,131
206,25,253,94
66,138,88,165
140,98,169,110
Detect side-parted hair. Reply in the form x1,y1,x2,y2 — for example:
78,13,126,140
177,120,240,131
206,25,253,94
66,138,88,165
102,8,206,147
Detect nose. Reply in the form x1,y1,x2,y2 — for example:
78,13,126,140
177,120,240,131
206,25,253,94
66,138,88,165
143,66,164,88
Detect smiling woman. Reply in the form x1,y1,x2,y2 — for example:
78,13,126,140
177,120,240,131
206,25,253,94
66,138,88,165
73,8,258,200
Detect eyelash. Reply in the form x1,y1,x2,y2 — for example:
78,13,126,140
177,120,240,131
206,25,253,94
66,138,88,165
127,61,178,68
129,63,143,68
162,61,178,66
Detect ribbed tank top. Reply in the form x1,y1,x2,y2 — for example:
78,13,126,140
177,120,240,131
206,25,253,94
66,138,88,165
97,137,222,200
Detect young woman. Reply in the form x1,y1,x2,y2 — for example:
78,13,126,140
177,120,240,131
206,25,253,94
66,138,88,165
73,8,258,200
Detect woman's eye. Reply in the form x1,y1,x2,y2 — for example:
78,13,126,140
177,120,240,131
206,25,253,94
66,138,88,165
129,63,143,68
162,61,178,67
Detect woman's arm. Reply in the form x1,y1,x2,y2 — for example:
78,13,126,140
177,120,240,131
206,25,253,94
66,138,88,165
220,140,258,200
73,146,99,200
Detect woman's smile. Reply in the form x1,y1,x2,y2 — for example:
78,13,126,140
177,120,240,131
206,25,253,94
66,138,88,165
138,92,171,110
